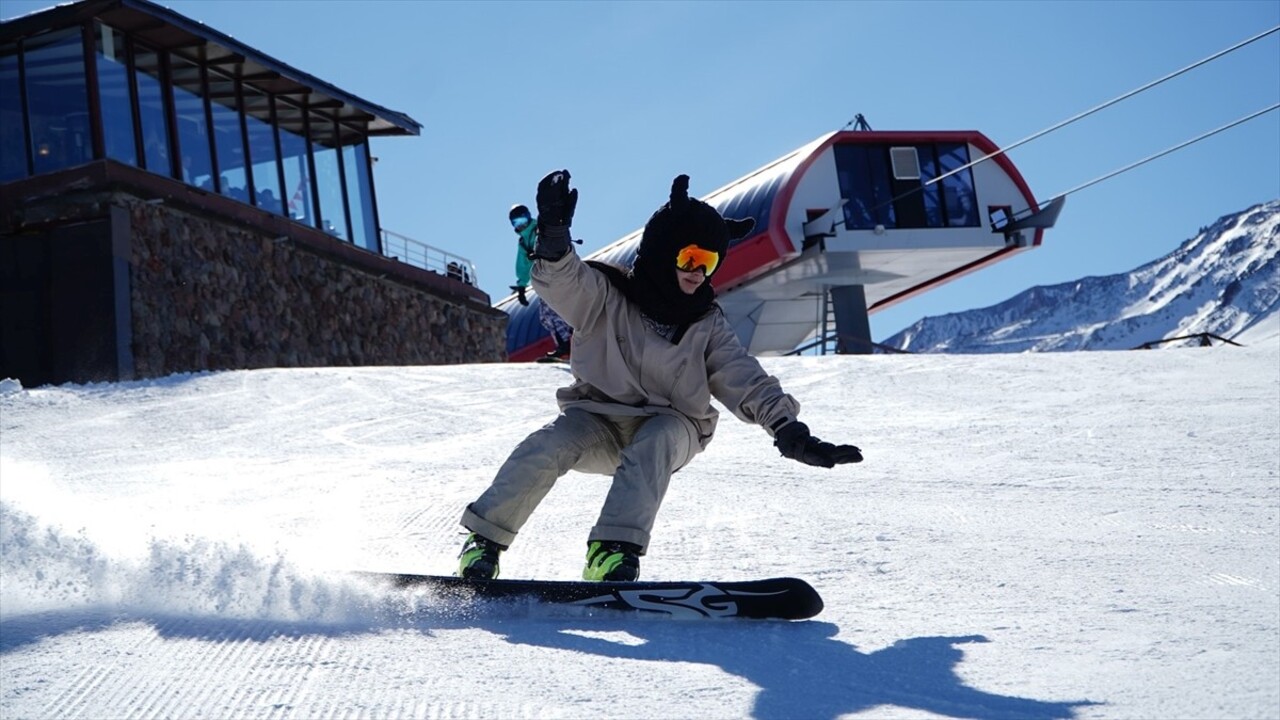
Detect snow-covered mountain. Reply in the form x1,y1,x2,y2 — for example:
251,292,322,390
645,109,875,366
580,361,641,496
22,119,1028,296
883,200,1280,353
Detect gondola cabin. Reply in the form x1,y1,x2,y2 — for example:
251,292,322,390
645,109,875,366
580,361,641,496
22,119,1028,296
503,129,1062,359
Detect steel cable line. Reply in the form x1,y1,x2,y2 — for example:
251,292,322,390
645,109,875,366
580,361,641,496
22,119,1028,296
927,24,1280,192
1041,103,1279,204
832,24,1280,229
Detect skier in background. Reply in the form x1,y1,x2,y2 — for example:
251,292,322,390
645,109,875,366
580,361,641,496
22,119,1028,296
508,204,573,362
458,171,862,582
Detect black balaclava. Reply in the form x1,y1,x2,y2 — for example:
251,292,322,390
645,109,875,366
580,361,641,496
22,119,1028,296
590,175,755,327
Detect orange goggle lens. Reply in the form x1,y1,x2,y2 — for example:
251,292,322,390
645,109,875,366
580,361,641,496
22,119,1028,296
675,244,721,275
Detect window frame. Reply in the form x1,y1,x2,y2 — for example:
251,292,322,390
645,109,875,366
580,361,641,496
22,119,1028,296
2,17,386,255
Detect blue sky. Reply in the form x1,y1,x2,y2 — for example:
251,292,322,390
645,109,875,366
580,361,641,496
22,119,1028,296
5,0,1278,341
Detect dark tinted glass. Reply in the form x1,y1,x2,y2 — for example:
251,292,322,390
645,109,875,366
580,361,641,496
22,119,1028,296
25,27,91,175
95,22,136,166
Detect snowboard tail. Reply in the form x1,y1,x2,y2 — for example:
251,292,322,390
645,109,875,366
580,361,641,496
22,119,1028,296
361,574,823,620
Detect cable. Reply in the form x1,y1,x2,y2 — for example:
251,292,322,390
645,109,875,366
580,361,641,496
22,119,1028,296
826,25,1279,231
928,24,1280,190
1041,103,1279,204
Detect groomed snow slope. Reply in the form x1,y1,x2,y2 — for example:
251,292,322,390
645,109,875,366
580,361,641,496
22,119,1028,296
2,342,1277,719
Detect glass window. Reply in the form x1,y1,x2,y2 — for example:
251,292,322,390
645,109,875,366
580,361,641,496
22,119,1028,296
24,27,91,175
916,145,943,228
242,85,282,214
133,43,171,176
310,113,344,238
834,144,895,230
206,69,247,201
94,22,136,166
937,142,978,227
342,137,377,252
169,55,211,189
275,99,311,224
834,145,873,230
0,42,25,182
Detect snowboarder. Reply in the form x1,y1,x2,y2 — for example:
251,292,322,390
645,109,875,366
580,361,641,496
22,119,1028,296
459,171,862,582
508,204,573,361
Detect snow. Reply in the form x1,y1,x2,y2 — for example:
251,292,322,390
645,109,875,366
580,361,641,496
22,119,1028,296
2,342,1278,719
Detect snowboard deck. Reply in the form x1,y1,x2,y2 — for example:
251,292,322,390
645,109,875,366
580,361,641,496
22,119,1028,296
360,573,823,620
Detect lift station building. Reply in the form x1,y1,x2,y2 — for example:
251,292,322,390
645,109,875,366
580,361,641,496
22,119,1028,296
503,129,1062,360
0,0,504,388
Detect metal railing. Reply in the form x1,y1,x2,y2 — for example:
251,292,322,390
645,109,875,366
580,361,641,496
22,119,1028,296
380,228,479,287
1134,333,1243,349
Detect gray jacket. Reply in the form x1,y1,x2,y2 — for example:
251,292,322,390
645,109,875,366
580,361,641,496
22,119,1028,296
531,250,800,449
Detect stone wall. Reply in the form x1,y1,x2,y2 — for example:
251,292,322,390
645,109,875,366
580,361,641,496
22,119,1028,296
126,195,507,377
1,162,507,384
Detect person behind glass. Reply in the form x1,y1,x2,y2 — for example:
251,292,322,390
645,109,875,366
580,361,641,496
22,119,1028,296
950,193,976,227
458,171,863,582
258,188,281,215
508,204,573,361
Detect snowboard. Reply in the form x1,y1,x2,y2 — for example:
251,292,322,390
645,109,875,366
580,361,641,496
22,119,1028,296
360,573,823,620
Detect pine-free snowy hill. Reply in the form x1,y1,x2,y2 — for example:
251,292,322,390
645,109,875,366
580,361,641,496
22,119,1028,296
2,343,1277,718
884,200,1280,352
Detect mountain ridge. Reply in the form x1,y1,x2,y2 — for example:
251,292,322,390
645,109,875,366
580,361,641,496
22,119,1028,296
882,199,1280,352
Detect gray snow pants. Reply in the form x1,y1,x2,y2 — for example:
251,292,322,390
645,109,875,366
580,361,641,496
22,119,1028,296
460,408,701,553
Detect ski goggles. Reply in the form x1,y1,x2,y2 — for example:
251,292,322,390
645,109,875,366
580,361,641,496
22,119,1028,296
675,244,721,276
511,216,531,230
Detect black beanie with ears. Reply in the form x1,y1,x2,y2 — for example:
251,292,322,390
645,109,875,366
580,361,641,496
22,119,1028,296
612,174,756,327
637,174,731,276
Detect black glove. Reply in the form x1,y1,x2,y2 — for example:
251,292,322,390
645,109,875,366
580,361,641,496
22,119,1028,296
511,285,529,306
534,169,577,261
773,421,863,468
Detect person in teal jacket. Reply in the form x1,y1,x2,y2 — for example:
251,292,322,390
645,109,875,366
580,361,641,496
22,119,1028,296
509,204,573,360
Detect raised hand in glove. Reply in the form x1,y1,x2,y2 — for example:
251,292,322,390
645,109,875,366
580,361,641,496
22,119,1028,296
773,421,863,468
533,169,578,261
510,285,529,306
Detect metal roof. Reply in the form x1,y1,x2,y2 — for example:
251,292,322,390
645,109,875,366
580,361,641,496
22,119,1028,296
0,0,421,136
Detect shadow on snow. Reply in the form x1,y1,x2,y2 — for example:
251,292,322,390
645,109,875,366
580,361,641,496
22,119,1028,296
496,618,1099,720
1,603,1099,720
